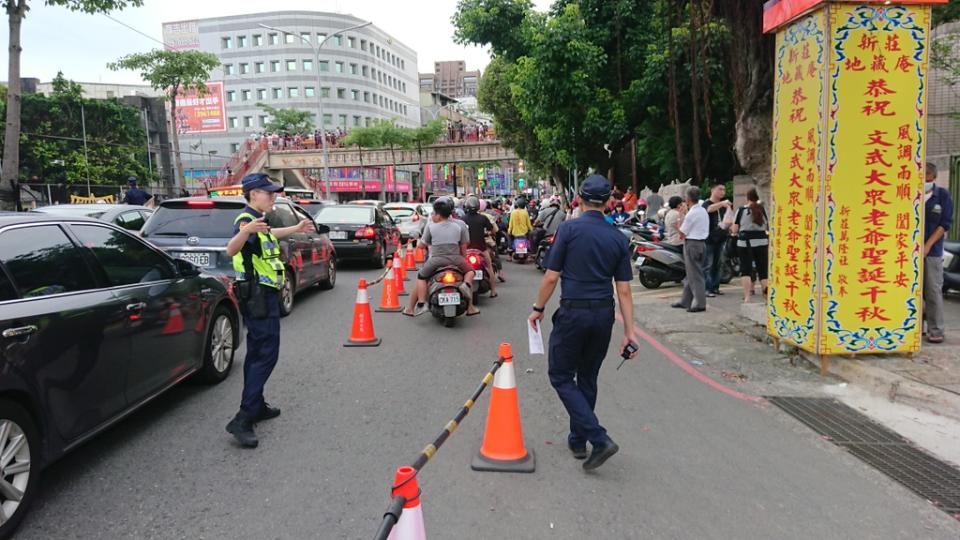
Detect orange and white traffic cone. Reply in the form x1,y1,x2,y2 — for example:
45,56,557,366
387,466,426,540
162,303,185,335
395,253,409,282
471,343,535,472
414,243,427,264
377,266,403,312
394,255,410,296
404,241,417,271
344,279,382,347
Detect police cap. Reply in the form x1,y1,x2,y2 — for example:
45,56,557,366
242,173,283,193
579,174,612,204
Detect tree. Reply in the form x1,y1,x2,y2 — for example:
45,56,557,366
108,49,221,189
341,126,381,199
256,103,314,134
1,0,143,210
409,119,444,200
372,120,411,201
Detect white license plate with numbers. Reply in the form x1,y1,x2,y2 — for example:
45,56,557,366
176,252,211,268
438,292,460,306
516,247,528,255
329,231,348,240
474,270,483,280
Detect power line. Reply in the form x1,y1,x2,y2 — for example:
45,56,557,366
102,13,172,49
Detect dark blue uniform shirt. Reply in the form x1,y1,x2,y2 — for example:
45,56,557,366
925,186,954,258
234,205,265,255
122,187,152,206
545,210,633,300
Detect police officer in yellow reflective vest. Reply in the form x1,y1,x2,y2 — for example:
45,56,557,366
225,174,314,448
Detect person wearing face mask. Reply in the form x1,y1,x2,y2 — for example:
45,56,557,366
923,163,953,344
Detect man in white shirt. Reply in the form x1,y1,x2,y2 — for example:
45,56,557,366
673,187,709,312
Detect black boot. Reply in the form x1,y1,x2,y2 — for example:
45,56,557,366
583,438,619,471
226,413,259,448
254,402,281,421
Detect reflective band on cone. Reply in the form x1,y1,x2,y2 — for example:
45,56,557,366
404,242,417,271
414,244,427,264
395,253,409,282
471,343,535,473
377,266,402,312
344,279,381,347
387,466,426,540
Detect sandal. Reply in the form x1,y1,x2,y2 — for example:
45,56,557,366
489,293,499,298
466,310,481,316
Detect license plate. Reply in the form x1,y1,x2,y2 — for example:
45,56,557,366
516,247,528,255
474,270,483,280
438,292,460,306
176,252,211,268
329,231,347,240
635,256,646,266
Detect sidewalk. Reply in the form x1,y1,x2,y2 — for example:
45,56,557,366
631,280,960,466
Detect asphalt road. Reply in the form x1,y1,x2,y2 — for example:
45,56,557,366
14,260,960,539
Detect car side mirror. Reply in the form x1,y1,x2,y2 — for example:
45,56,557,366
316,223,330,235
174,258,202,277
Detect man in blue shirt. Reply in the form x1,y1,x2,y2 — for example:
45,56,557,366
924,163,953,344
528,174,639,471
121,176,153,206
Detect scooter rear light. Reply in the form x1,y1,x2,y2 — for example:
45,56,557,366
440,272,457,284
467,254,479,265
635,244,655,253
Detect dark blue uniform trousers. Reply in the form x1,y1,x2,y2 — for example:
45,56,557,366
548,305,615,447
240,288,280,419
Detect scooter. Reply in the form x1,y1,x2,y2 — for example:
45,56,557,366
635,239,738,289
512,236,531,263
465,249,492,304
944,241,960,294
427,266,469,328
535,234,555,271
496,229,509,255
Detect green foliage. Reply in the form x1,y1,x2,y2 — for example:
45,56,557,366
410,119,445,148
934,0,960,26
108,49,221,99
35,0,144,13
342,125,382,150
256,103,314,134
372,119,412,151
0,72,152,185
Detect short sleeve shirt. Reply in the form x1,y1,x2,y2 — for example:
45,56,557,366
463,212,492,250
422,219,468,257
234,205,264,255
545,210,633,300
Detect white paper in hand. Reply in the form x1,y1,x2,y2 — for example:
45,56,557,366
528,320,545,355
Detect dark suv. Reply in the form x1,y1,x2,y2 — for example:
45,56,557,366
0,213,240,538
141,197,336,316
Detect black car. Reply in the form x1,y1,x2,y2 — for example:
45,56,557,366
30,204,154,231
141,197,337,316
290,198,337,219
314,204,401,268
0,213,240,538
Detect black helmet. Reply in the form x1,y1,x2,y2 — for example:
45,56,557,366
491,199,502,210
433,196,454,218
464,195,480,213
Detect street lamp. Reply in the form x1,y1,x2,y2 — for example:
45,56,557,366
259,20,372,199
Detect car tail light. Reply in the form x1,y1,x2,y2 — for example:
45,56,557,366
467,254,479,266
355,226,376,239
440,272,457,284
187,200,215,208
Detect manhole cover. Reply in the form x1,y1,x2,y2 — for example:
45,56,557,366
768,397,960,517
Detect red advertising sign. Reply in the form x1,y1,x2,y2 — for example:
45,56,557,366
174,81,226,134
326,180,411,193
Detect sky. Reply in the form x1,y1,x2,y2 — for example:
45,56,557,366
0,0,551,86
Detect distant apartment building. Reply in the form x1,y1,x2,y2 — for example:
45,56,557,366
419,60,480,98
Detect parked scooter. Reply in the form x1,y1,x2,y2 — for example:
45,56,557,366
512,236,531,263
535,233,555,271
427,266,469,327
465,249,492,304
944,241,960,294
635,240,737,289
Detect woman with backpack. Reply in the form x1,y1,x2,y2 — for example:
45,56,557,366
730,188,769,304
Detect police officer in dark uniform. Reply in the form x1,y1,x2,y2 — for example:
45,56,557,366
122,176,153,206
528,174,639,470
224,173,314,448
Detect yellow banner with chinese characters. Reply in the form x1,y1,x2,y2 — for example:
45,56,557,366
768,9,827,352
820,3,929,354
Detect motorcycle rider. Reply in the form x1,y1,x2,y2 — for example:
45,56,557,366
463,195,498,298
403,197,480,317
508,198,533,249
531,196,566,247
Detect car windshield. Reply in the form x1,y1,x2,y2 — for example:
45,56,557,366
142,205,243,238
315,206,374,225
298,203,329,218
32,206,106,219
385,208,415,221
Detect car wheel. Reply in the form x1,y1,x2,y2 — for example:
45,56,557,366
280,273,295,317
199,305,237,383
373,243,387,269
319,257,337,290
0,399,41,539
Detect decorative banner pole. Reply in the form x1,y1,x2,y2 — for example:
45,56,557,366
764,0,946,373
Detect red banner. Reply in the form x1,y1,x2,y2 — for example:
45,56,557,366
174,81,226,134
326,180,411,193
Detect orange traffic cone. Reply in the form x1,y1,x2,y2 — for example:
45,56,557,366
395,252,409,282
404,241,417,271
472,343,535,473
394,256,410,296
344,279,382,347
377,266,403,312
386,466,426,540
414,243,426,264
162,303,185,335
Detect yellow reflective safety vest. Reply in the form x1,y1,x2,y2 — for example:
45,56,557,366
232,210,285,290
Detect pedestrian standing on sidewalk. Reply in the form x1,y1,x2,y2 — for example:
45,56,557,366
702,183,733,297
663,196,685,249
923,163,953,344
645,188,665,224
673,187,709,312
224,174,315,448
528,174,638,471
730,188,769,304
